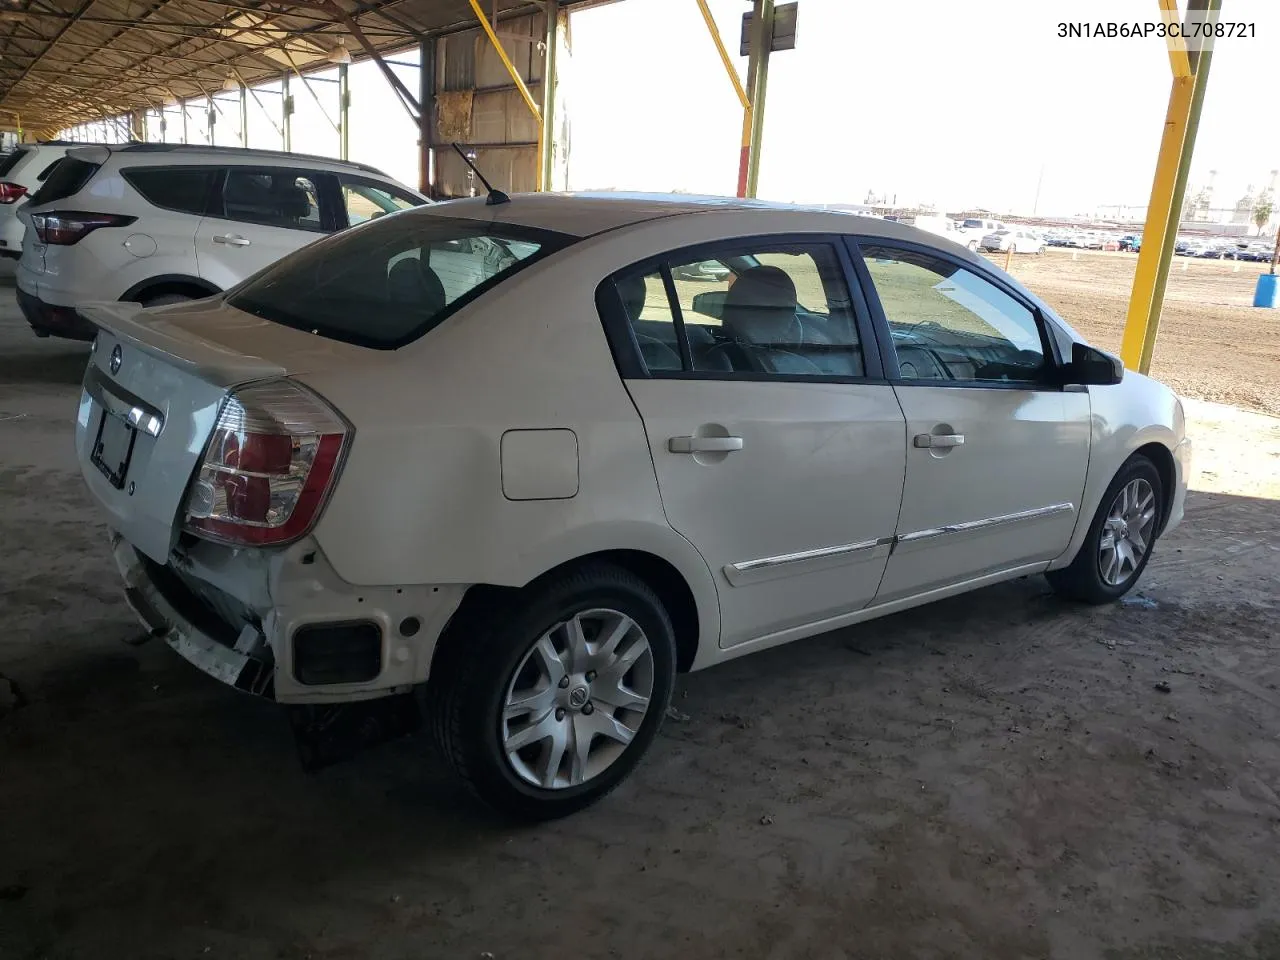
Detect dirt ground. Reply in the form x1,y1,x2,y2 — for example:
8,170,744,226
2,257,1279,960
995,249,1280,417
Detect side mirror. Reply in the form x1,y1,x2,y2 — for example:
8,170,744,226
1064,342,1124,386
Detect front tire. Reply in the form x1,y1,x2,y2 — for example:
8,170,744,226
428,563,676,820
1047,455,1164,604
968,240,978,251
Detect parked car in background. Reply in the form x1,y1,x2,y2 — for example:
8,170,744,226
16,143,427,340
980,228,1045,254
910,215,968,247
0,140,91,259
672,259,731,281
958,217,1003,251
72,194,1189,819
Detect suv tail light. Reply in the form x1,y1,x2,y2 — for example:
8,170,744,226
0,181,27,204
30,211,136,245
183,381,351,547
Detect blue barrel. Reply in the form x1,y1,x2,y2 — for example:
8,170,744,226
1255,273,1279,308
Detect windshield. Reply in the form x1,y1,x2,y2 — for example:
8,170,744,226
963,219,983,229
227,213,575,349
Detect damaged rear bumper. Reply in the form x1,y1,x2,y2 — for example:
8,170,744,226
112,531,276,697
108,530,468,704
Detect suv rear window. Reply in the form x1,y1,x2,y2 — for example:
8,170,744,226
226,213,574,349
0,148,29,178
29,157,99,206
122,167,215,215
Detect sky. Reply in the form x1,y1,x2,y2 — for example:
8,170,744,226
566,0,1280,215
62,0,1278,218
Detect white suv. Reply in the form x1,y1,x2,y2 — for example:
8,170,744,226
0,140,89,258
16,143,426,339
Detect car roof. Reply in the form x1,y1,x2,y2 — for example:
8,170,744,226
70,143,391,179
422,191,942,240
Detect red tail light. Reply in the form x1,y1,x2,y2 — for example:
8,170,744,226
183,381,351,547
30,211,136,245
0,181,27,204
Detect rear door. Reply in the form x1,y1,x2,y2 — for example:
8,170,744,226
851,239,1090,602
195,166,337,288
604,236,906,649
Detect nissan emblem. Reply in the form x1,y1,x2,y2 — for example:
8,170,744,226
109,344,122,375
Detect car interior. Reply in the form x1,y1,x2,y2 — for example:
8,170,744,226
619,257,864,378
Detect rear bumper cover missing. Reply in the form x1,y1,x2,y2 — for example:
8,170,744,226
112,531,275,697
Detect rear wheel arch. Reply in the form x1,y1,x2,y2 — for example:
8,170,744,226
120,274,221,305
432,549,703,679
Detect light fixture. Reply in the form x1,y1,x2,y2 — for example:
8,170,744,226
326,39,351,65
222,71,238,91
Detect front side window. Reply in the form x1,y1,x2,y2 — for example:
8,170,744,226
123,166,215,215
220,168,324,232
340,178,422,226
227,214,572,349
615,242,865,379
860,244,1047,384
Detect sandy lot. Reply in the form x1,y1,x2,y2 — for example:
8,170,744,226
1,257,1279,960
997,249,1280,417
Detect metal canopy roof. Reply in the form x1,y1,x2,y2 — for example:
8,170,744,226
0,0,564,134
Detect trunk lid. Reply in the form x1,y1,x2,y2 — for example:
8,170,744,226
74,298,371,563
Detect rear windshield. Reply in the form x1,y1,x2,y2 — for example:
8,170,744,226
0,148,29,178
29,157,100,206
227,213,575,349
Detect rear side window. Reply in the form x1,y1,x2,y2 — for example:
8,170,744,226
0,148,29,178
122,167,215,215
219,168,325,232
226,214,573,349
28,158,99,206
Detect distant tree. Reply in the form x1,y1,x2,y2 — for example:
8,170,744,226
1253,198,1273,236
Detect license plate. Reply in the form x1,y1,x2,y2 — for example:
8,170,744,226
90,409,137,490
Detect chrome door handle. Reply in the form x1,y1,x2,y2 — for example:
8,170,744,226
668,436,744,454
914,433,965,448
212,234,251,246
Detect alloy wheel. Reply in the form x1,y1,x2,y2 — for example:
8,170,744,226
501,608,654,790
1098,478,1157,586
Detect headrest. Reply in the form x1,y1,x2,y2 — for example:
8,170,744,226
723,265,799,345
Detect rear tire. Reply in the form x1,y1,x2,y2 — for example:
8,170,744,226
428,563,676,821
968,240,978,251
1047,455,1164,604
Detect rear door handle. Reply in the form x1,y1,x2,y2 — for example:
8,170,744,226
913,433,965,448
668,436,744,454
212,234,251,247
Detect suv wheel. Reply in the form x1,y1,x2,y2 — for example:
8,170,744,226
429,563,676,820
1048,455,1164,604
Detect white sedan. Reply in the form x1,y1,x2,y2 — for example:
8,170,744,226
74,194,1190,819
981,228,1046,254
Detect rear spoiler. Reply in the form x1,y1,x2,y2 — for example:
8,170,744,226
67,145,111,165
77,301,286,386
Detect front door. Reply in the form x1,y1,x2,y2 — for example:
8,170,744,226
195,167,334,290
853,241,1090,602
609,238,907,648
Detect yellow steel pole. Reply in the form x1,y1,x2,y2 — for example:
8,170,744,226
1121,0,1218,372
1120,74,1194,370
468,0,543,189
694,0,753,198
